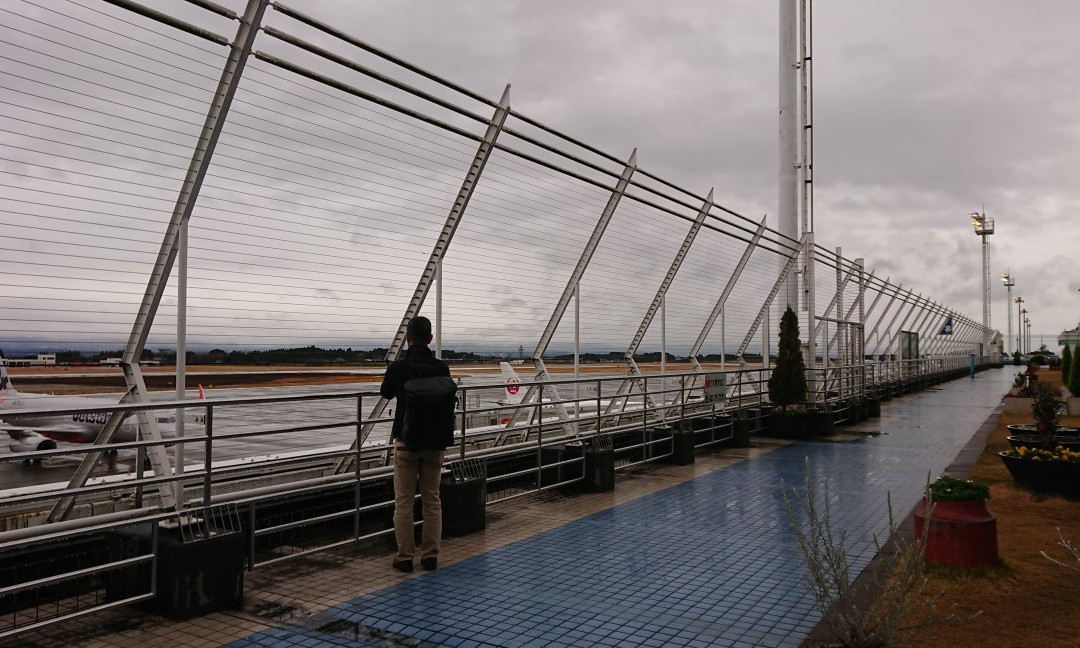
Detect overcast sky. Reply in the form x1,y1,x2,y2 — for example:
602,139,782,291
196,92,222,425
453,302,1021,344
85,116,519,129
309,0,1080,342
2,0,1078,354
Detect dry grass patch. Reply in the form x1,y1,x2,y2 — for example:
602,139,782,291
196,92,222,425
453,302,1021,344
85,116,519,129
906,369,1080,647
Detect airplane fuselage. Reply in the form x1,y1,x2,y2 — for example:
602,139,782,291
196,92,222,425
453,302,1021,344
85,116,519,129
1,391,178,444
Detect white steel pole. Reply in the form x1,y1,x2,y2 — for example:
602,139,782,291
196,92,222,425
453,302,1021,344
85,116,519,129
435,260,442,359
176,218,187,476
720,308,726,372
779,0,799,311
574,281,580,415
982,234,990,356
762,306,769,371
1005,281,1012,356
660,294,666,376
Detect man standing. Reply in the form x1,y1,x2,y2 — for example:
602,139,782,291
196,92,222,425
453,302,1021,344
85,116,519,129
380,316,453,572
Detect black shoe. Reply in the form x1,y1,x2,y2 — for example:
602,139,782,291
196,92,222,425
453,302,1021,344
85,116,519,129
421,557,437,571
392,558,413,573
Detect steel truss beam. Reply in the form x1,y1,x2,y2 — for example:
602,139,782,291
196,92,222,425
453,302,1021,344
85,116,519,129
505,151,638,431
734,234,807,364
48,0,268,523
926,310,956,356
688,217,769,371
605,190,714,416
864,282,904,358
333,86,512,473
816,259,854,349
826,269,879,351
653,216,768,414
871,290,919,359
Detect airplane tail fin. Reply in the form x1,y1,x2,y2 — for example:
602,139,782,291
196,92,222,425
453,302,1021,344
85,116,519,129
0,350,16,394
499,362,524,405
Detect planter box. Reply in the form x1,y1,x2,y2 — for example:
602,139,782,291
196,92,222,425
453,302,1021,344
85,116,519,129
1007,436,1080,452
1007,424,1079,436
914,497,997,568
1000,452,1080,498
768,413,808,438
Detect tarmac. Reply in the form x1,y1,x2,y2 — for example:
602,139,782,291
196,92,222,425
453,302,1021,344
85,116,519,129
8,367,1013,647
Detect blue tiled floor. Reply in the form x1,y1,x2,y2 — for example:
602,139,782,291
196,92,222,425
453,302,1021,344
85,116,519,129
231,368,1012,647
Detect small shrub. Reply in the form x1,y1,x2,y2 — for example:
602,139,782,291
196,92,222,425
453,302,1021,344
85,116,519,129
783,460,956,647
926,475,989,501
1031,382,1063,441
1062,346,1073,388
1043,528,1080,574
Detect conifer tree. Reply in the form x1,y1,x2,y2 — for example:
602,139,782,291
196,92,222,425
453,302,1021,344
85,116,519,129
1062,345,1073,391
768,306,808,405
1069,345,1080,396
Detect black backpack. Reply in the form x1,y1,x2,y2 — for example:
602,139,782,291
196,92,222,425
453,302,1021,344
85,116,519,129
400,375,458,451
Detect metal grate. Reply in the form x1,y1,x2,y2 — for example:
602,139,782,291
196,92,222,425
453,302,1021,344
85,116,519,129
174,503,242,544
586,434,613,452
448,458,485,483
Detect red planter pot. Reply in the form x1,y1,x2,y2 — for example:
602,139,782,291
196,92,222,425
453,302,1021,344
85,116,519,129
914,497,998,568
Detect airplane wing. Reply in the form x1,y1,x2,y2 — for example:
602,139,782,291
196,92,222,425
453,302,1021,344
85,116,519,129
0,422,35,439
0,422,93,443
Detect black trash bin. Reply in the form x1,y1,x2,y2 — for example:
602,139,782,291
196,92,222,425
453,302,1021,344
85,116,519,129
441,459,486,537
111,519,245,620
582,436,614,492
667,422,695,465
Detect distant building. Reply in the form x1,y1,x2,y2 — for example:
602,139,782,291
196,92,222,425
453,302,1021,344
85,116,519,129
1059,321,1080,351
0,354,56,367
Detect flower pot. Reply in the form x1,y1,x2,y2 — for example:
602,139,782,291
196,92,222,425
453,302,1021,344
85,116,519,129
999,452,1080,498
1006,436,1080,452
1006,424,1079,437
913,497,997,568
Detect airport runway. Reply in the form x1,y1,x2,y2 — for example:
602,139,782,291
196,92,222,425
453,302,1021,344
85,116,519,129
0,364,734,493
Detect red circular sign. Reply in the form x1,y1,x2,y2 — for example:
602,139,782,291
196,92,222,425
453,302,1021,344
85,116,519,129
506,378,520,395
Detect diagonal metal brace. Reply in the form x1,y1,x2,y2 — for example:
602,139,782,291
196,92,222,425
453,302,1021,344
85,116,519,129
734,233,807,362
505,150,638,430
606,190,715,416
47,0,269,522
334,86,512,473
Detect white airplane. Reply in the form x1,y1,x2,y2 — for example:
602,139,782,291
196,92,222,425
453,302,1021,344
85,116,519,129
0,361,200,461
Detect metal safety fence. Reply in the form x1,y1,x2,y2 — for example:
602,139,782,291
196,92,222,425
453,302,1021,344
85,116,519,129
0,0,1002,637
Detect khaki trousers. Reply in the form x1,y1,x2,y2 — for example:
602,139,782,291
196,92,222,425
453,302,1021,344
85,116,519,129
392,444,444,561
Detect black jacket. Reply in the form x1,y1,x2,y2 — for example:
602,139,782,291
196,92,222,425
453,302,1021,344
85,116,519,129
379,345,451,441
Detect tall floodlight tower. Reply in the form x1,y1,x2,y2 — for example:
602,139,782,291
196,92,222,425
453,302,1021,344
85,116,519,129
1020,307,1028,354
779,0,799,312
971,211,994,358
1015,298,1025,355
1000,271,1015,356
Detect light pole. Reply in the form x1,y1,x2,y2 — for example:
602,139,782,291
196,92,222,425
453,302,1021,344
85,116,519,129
1026,316,1032,354
1020,308,1028,354
972,212,995,358
1001,271,1015,356
1015,298,1025,357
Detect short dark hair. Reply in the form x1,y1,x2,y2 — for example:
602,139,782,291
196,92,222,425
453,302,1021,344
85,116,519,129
407,316,432,343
